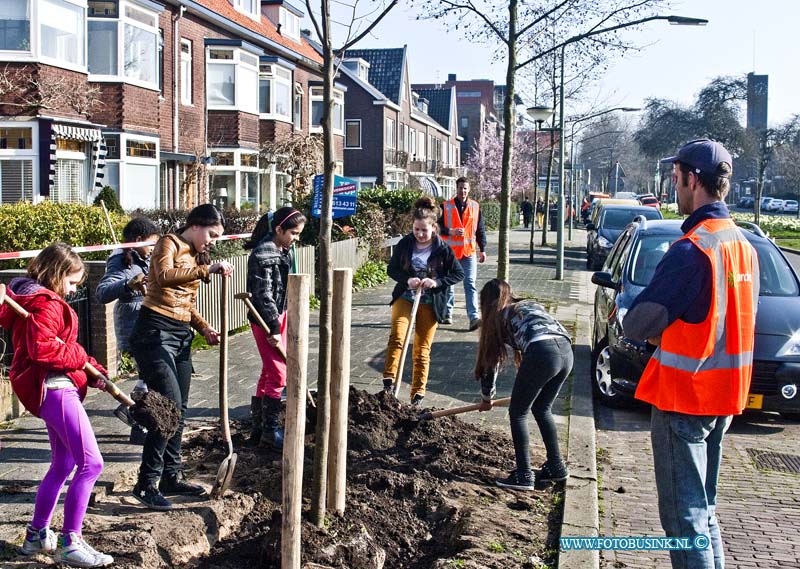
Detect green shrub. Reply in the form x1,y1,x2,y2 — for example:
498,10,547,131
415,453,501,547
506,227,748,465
132,207,261,236
0,202,128,269
352,260,388,291
93,186,124,215
479,200,519,230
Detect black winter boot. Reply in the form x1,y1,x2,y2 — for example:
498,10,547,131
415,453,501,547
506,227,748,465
259,397,284,450
246,396,263,447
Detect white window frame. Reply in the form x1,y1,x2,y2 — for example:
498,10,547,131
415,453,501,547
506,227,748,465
180,38,192,105
279,7,300,41
332,88,344,135
258,62,292,122
116,131,159,208
231,0,259,21
207,147,261,209
38,0,87,72
0,121,38,203
309,86,323,132
417,131,425,159
385,117,395,149
293,83,302,130
409,127,416,157
87,0,160,90
0,0,34,59
344,119,361,149
206,46,260,114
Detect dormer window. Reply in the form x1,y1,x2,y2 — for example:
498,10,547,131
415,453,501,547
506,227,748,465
232,0,260,21
206,41,261,114
342,58,370,83
279,8,300,41
259,59,293,121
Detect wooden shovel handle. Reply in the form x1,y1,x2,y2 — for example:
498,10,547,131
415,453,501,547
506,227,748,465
0,284,134,407
426,397,512,419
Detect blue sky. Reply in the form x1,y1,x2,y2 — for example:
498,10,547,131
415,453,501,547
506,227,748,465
303,0,798,126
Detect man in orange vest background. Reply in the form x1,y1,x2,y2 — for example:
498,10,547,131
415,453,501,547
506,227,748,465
623,139,759,569
439,177,487,330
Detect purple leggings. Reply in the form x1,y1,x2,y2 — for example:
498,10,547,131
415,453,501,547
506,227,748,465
32,386,103,534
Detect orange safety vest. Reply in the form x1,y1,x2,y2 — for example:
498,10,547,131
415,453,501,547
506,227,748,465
441,199,479,259
634,218,759,416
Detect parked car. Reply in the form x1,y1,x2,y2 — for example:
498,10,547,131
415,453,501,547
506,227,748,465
614,191,638,200
760,197,774,211
783,200,799,214
586,205,662,270
590,218,800,420
767,199,785,212
737,197,754,209
638,195,661,210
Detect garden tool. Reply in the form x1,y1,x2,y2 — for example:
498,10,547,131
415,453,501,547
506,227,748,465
393,286,423,398
417,397,512,421
0,283,178,438
233,292,316,407
211,276,237,499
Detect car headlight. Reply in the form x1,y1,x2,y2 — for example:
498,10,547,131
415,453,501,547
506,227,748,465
777,331,800,357
598,236,612,249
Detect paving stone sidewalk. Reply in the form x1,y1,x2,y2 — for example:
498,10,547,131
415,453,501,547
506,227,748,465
0,224,595,563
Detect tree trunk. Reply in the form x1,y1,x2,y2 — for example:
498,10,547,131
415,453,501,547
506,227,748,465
496,0,518,281
310,0,334,528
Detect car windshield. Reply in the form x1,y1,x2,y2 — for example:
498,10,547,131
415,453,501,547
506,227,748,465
750,239,800,296
629,235,676,286
601,208,660,230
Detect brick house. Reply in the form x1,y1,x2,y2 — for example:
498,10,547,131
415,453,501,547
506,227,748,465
336,47,462,198
0,0,341,211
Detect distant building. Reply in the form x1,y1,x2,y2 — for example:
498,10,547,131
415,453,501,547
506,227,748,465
746,72,768,131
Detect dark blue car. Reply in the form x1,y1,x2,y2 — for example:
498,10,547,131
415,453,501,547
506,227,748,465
590,218,800,420
585,205,662,270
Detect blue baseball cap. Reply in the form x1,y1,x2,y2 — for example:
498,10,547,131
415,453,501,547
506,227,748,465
661,139,732,178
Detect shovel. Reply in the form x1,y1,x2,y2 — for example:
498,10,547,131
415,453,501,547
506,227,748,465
418,397,512,421
233,292,315,408
0,283,179,437
211,276,237,499
393,286,423,398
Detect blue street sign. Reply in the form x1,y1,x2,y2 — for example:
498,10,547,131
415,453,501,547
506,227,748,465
312,175,358,219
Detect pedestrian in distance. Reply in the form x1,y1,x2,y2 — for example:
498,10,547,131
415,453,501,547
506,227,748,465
243,207,306,450
129,204,234,511
95,217,160,444
0,243,114,567
382,196,464,406
439,177,487,331
475,279,573,491
521,197,533,229
535,198,545,229
623,139,759,569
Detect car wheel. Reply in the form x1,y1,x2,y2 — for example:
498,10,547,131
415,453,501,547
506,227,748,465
779,412,800,422
590,338,631,408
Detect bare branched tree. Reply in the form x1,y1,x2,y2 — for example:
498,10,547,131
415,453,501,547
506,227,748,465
0,65,102,117
260,133,324,202
305,0,399,528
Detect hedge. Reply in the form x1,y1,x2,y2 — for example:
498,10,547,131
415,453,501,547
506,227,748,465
480,200,519,230
0,202,128,270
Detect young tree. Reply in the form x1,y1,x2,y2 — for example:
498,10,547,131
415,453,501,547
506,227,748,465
305,0,398,528
417,0,668,280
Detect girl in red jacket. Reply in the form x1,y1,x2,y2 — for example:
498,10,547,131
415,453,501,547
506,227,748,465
0,243,113,567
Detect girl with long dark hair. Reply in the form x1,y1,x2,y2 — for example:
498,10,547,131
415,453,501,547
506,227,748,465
475,279,573,491
243,206,306,449
129,204,233,510
382,196,464,405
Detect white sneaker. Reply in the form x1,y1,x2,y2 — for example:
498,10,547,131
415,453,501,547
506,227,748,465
20,524,57,555
54,532,113,568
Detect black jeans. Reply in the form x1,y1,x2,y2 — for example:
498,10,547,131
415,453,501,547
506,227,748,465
130,307,194,486
509,336,573,475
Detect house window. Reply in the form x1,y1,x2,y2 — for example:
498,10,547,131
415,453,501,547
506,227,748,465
88,0,160,89
0,0,31,52
332,89,343,133
258,63,292,119
126,139,156,158
345,120,360,148
409,128,416,156
0,160,34,203
207,46,259,113
385,118,395,148
460,116,468,129
52,158,87,203
398,123,405,152
211,151,234,166
232,0,259,20
0,127,33,150
41,0,85,67
310,86,323,129
279,8,300,41
180,39,192,104
293,84,303,129
418,131,425,158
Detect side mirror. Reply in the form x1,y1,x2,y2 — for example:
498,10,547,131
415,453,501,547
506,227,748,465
591,271,618,290
586,222,595,231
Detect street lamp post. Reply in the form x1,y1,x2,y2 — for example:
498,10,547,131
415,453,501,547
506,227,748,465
526,106,556,264
553,14,708,280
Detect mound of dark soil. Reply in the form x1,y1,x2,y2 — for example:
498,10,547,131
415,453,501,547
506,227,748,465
187,388,562,569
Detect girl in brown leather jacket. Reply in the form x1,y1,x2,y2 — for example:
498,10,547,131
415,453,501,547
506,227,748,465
129,204,233,511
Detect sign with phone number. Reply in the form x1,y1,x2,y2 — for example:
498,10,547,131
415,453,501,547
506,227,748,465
312,174,358,219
